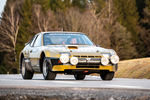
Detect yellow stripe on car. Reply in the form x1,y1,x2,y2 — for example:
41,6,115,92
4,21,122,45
52,65,114,72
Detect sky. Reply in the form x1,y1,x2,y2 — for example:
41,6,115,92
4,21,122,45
0,0,7,18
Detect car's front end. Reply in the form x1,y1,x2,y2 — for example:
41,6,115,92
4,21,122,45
41,32,120,80
44,45,119,75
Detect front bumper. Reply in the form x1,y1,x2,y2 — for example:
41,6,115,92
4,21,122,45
52,64,117,72
46,57,118,72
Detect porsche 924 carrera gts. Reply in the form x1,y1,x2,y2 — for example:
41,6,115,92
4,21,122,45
20,32,119,80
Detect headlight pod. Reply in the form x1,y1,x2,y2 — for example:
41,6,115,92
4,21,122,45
60,54,69,64
110,55,119,64
101,57,109,66
70,57,78,65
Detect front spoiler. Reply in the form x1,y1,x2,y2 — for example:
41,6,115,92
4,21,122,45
52,65,117,72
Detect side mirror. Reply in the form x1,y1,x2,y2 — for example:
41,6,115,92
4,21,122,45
25,43,28,46
96,44,100,47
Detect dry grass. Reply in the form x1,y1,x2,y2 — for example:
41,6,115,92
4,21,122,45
115,58,150,79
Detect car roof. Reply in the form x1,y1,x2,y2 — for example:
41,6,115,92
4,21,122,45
39,31,85,35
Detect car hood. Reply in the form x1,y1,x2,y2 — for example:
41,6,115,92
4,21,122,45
45,45,116,56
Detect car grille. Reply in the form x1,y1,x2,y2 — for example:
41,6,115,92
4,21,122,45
73,55,101,68
74,55,101,58
78,58,101,63
76,63,100,68
76,65,99,68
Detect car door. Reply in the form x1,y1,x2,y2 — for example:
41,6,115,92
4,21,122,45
29,34,42,71
23,35,37,59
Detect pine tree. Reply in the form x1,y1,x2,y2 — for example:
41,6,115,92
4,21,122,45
16,0,34,61
113,0,140,43
50,0,72,12
33,0,51,11
103,0,138,59
136,0,146,18
139,0,150,56
72,0,88,10
92,0,105,13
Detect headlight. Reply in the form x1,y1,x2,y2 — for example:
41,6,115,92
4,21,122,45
70,57,78,65
110,55,119,64
101,57,109,65
60,54,69,64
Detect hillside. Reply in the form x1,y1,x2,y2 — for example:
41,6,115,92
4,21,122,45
115,58,150,79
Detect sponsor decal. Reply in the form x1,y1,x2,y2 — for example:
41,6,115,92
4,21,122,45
86,58,91,61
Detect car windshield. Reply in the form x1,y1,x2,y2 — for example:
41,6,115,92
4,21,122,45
43,33,94,46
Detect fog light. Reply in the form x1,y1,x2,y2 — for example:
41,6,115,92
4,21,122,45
60,54,69,64
70,57,78,65
101,57,109,65
110,55,119,64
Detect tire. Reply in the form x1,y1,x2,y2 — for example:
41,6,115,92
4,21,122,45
42,58,56,80
21,59,34,79
74,74,86,80
100,71,114,80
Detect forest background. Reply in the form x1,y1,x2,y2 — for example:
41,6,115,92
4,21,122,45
0,0,150,74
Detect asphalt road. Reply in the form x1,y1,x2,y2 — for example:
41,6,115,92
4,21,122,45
0,74,150,100
0,74,150,89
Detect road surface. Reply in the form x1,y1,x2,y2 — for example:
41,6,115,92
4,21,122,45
0,74,150,89
0,74,150,100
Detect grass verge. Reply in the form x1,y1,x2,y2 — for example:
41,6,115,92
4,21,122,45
115,58,150,79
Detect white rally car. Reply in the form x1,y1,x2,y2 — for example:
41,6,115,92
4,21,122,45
20,32,119,80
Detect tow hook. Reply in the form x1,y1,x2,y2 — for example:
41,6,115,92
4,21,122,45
84,71,88,73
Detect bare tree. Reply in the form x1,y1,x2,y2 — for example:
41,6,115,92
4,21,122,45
57,8,111,48
0,3,20,61
32,4,59,33
58,2,137,59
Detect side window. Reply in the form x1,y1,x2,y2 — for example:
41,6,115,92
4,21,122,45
30,35,38,47
33,34,42,47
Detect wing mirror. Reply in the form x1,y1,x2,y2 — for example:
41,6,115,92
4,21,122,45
96,44,100,47
25,42,28,46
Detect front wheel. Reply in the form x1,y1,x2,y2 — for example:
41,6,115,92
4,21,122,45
74,74,86,80
100,71,114,80
21,59,34,79
42,58,56,80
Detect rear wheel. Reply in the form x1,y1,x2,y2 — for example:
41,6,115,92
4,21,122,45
42,58,56,80
21,59,34,79
74,74,86,80
100,71,114,80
